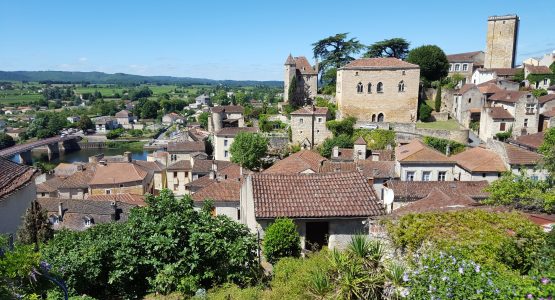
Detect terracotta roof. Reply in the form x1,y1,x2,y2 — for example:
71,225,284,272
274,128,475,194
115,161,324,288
87,193,146,206
539,94,555,104
284,54,295,65
393,188,478,216
488,107,514,119
214,127,258,137
264,150,326,174
290,106,329,115
37,176,65,193
457,84,477,95
192,179,241,202
385,180,489,202
503,143,543,166
167,160,192,170
447,51,483,63
341,57,419,70
543,108,555,118
354,136,366,145
115,110,132,118
319,161,357,173
358,160,397,179
525,64,552,75
333,148,355,161
490,68,520,76
395,140,454,163
371,149,394,161
452,147,507,172
58,166,96,189
251,172,384,218
167,141,206,153
0,157,37,199
192,159,232,174
133,160,165,172
292,56,318,75
509,132,545,150
211,105,245,114
477,81,503,94
185,175,215,189
489,90,528,103
89,162,149,185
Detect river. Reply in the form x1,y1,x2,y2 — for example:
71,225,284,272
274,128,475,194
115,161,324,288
10,147,150,165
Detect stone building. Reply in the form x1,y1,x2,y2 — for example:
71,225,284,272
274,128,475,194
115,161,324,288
336,58,419,123
452,84,485,128
283,54,318,103
447,51,485,84
395,140,456,182
207,105,245,133
290,106,331,149
523,64,553,90
484,15,519,69
539,94,555,131
452,147,506,182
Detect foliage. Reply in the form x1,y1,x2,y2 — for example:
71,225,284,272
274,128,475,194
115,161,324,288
527,73,555,87
442,73,465,90
406,45,449,83
76,116,94,131
469,120,480,132
325,116,356,137
514,68,525,82
27,112,69,138
41,190,259,299
128,86,153,101
16,201,53,247
318,134,354,158
262,218,301,264
495,130,512,142
198,112,210,129
385,210,546,274
320,68,337,95
105,128,124,139
258,114,285,133
229,132,268,170
363,38,410,59
422,136,465,155
315,97,337,120
484,172,555,213
532,88,548,98
434,85,442,112
418,102,433,121
539,127,555,180
0,132,15,150
134,98,160,119
353,129,395,150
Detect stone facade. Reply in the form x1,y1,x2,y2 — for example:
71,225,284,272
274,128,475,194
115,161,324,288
336,58,419,123
290,106,331,149
484,15,519,68
447,51,485,84
452,85,485,128
284,55,318,103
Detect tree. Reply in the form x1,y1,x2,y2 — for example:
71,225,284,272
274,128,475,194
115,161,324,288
434,85,442,112
423,136,466,155
198,112,209,129
77,116,94,131
539,127,555,180
319,134,354,158
406,45,449,83
263,218,301,264
229,132,268,170
326,116,356,137
532,89,548,98
418,103,433,121
363,38,410,59
0,133,15,150
16,201,53,248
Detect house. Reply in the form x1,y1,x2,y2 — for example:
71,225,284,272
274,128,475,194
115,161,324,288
330,137,368,162
5,127,25,140
283,54,318,103
452,147,506,182
115,110,134,126
133,160,166,195
194,94,211,107
523,64,553,90
336,57,420,123
0,157,37,233
539,94,555,131
264,150,326,174
94,116,117,133
162,112,185,125
192,178,242,221
471,68,520,85
166,160,192,196
213,127,258,161
191,159,234,180
395,140,456,182
452,84,485,128
208,105,245,133
447,51,485,84
290,106,331,149
66,116,80,124
167,141,206,163
508,132,545,152
186,160,241,193
240,172,385,249
487,140,548,180
88,161,154,196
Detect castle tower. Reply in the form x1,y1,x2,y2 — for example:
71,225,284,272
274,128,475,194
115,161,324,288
283,54,296,103
484,15,519,69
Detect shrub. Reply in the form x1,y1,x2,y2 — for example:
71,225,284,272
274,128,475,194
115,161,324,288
418,103,433,121
353,129,395,150
262,218,301,264
318,134,354,158
326,116,356,137
423,136,465,155
496,131,511,141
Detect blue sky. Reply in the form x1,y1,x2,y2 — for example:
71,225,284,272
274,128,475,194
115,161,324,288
1,0,554,81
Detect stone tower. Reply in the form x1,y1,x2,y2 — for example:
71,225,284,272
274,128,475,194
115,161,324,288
283,54,296,103
484,15,519,69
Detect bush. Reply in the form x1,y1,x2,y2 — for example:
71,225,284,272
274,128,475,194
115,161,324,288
418,103,433,121
318,134,354,158
496,130,511,142
262,218,301,264
326,116,356,136
0,133,15,150
353,129,395,150
434,85,442,112
423,136,465,155
106,128,124,139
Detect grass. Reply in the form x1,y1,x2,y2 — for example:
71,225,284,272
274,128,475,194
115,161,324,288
416,119,461,131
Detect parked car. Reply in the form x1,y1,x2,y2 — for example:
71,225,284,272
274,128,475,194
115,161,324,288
358,124,378,130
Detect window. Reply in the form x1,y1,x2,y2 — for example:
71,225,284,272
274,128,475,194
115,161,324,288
449,64,453,71
119,184,124,188
544,79,548,85
367,83,372,93
526,103,535,114
524,119,528,127
224,139,228,146
377,113,384,122
317,117,323,123
355,71,359,76
422,171,431,181
356,82,363,93
84,217,93,227
500,122,506,131
462,64,468,71
402,70,406,75
438,171,446,181
371,114,376,122
224,150,228,158
398,81,405,92
377,82,383,93
299,118,304,124
41,192,45,197
482,173,487,178
173,172,178,177
468,98,472,103
105,189,111,195
237,208,241,220
406,171,415,181
455,64,460,71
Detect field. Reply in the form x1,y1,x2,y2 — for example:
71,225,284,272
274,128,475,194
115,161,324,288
0,91,42,104
416,119,462,131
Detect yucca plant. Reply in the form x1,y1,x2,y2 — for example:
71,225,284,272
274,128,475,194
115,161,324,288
308,269,332,299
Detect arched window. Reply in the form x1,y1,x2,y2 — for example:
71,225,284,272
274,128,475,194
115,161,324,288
356,82,363,93
371,114,376,122
377,113,384,122
398,81,405,92
377,82,383,93
367,83,372,94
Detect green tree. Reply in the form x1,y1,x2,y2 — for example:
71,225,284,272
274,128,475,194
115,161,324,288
263,218,301,264
16,201,53,248
406,45,449,83
434,85,442,112
0,133,15,150
326,116,356,137
319,134,354,158
423,136,466,155
363,37,410,59
198,112,210,129
229,132,268,170
353,129,395,150
418,103,433,121
532,89,548,98
76,116,94,131
539,127,555,180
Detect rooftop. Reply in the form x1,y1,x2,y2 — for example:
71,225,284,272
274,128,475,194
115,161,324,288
214,127,258,137
488,107,514,119
167,141,206,153
392,188,478,216
89,162,150,185
447,51,483,63
0,157,37,199
192,179,242,203
341,58,419,70
489,91,529,103
385,180,489,202
264,150,326,174
508,132,545,151
502,143,543,166
211,105,245,114
395,140,453,164
290,106,329,116
451,147,507,172
525,64,552,75
539,94,555,104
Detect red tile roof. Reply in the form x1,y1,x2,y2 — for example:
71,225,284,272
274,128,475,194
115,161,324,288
488,107,514,119
457,84,477,95
452,147,507,172
392,188,478,216
490,68,520,76
115,110,132,118
525,64,552,75
395,140,453,163
87,193,146,206
167,141,206,153
192,179,242,202
292,56,318,75
358,160,397,179
37,176,65,193
543,108,555,118
290,106,329,115
0,157,37,199
167,160,192,171
89,162,149,185
211,105,245,114
251,172,384,218
385,180,489,202
341,58,419,70
192,159,233,174
264,150,326,174
447,51,483,63
503,143,543,166
539,94,555,104
509,132,545,150
489,91,528,103
354,136,366,145
477,81,503,94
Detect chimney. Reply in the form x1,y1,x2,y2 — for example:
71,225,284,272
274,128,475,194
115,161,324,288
211,160,218,173
58,202,64,220
124,151,132,162
209,169,215,180
332,146,339,158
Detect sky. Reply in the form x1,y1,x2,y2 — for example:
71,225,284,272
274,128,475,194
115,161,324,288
1,0,554,81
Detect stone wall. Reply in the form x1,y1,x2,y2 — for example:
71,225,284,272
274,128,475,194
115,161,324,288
290,114,331,148
391,122,469,144
484,15,519,68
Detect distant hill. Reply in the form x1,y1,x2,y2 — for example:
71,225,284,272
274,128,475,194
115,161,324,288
0,70,283,87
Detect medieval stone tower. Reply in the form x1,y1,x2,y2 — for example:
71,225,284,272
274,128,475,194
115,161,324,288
484,15,519,69
283,54,318,103
283,54,297,103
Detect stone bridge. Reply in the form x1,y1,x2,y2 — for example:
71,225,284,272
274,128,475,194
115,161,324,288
0,135,82,164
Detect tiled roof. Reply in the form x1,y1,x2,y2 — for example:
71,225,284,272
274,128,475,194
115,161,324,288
58,166,96,189
489,90,528,103
488,107,514,119
215,127,258,137
354,136,366,145
539,94,555,104
503,143,543,166
447,51,483,63
115,110,132,118
392,188,478,216
509,132,545,150
89,162,149,185
251,172,384,218
395,140,453,163
477,81,503,94
167,160,192,170
87,193,146,206
192,179,242,202
457,84,477,95
319,161,357,173
0,157,36,199
133,160,165,172
490,68,520,76
543,108,555,118
371,149,394,161
341,58,419,70
290,106,329,115
284,54,295,65
185,175,215,189
37,176,65,193
167,141,206,153
452,147,507,172
293,56,318,75
211,105,245,114
385,180,489,202
333,148,354,161
264,150,326,174
192,159,232,174
358,160,397,179
525,64,552,75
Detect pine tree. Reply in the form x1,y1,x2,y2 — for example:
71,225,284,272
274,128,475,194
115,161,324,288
17,201,53,249
435,85,442,112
